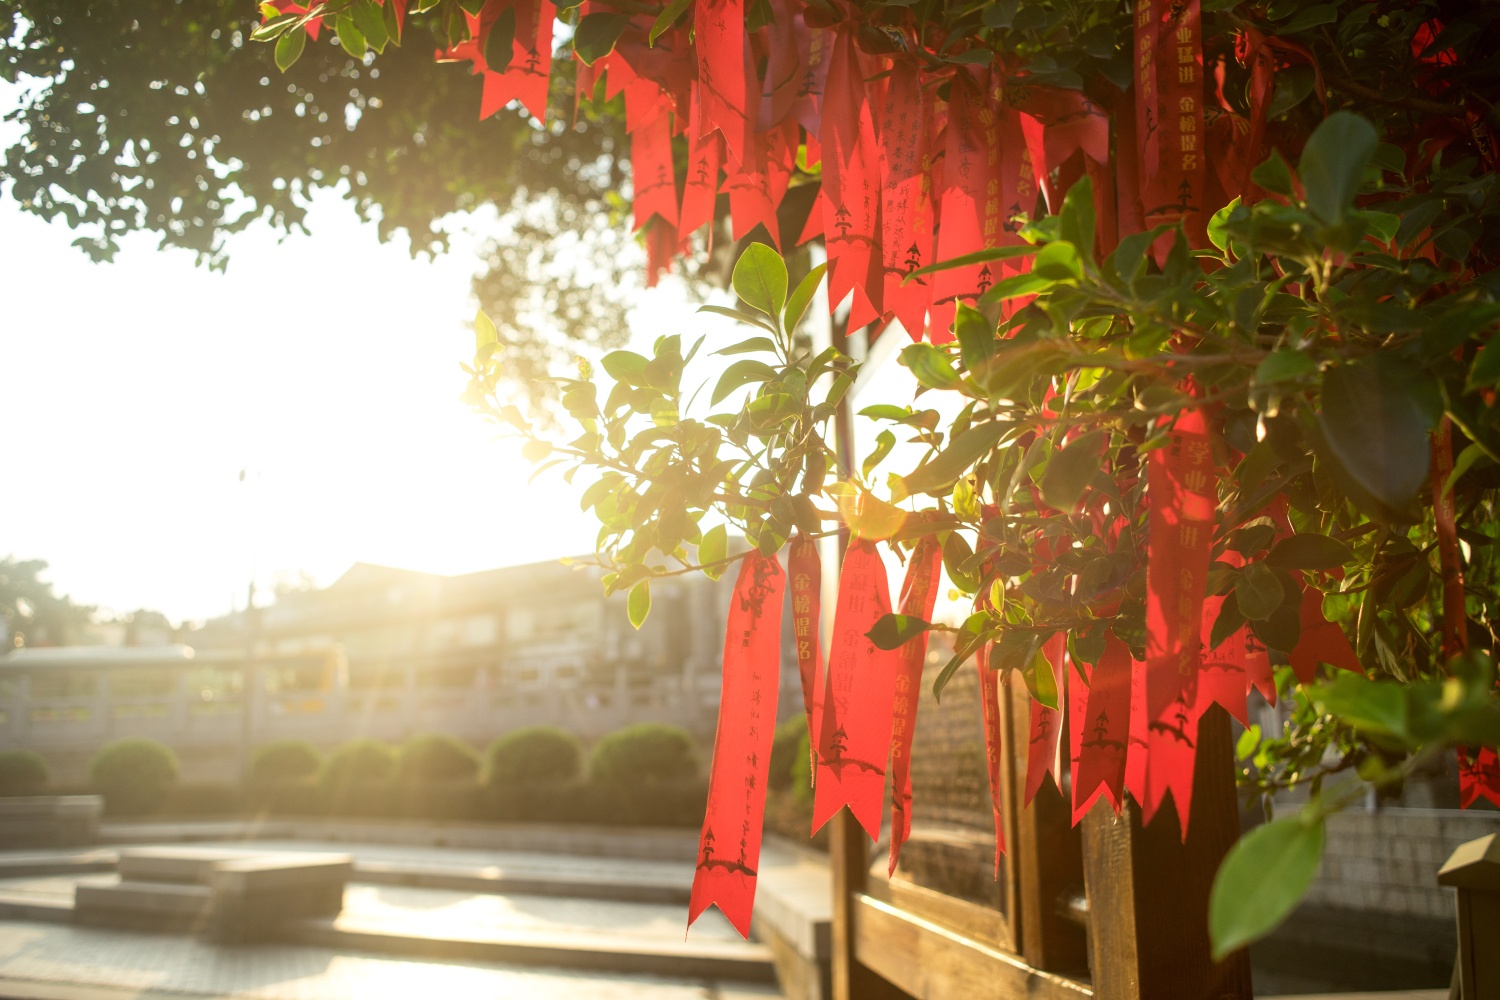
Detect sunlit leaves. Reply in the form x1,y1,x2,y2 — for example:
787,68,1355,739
574,12,629,64
866,614,934,650
274,27,306,71
627,580,651,629
733,242,788,323
899,343,962,391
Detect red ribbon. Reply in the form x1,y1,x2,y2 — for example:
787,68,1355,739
878,61,933,342
977,645,1007,874
689,550,786,939
887,536,942,876
480,0,555,122
1072,633,1132,824
1288,585,1362,684
931,69,998,331
788,533,825,774
696,0,754,168
1023,634,1067,805
813,538,898,840
819,29,883,332
1199,550,1251,727
679,86,724,251
631,107,680,231
1136,0,1204,226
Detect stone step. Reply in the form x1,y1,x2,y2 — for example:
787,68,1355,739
291,918,778,984
74,880,212,930
352,860,690,905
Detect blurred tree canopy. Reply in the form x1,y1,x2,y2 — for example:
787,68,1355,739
0,557,93,648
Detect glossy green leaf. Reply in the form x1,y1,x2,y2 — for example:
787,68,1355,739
1235,562,1285,621
1207,197,1242,252
901,421,1012,496
1058,175,1095,262
484,6,516,72
867,613,934,650
699,524,729,579
1318,357,1437,517
1022,645,1060,710
601,350,650,386
909,243,1038,277
1298,112,1378,224
649,0,693,44
783,262,827,335
1210,816,1325,959
274,27,306,71
1039,430,1104,512
899,343,962,391
1255,349,1316,386
712,359,779,405
474,309,499,352
627,580,652,629
862,429,896,480
574,12,629,65
715,337,779,356
954,304,996,372
1250,149,1294,197
733,242,789,319
1264,533,1353,571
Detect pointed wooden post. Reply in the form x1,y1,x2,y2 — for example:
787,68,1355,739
1080,705,1253,1000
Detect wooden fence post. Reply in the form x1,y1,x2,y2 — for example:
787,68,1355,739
1080,705,1253,1000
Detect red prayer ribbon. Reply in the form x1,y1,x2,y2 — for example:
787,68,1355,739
813,538,898,840
1023,634,1067,806
788,533,825,775
878,61,933,342
1072,634,1132,824
819,29,882,332
887,536,942,876
977,645,1007,875
689,550,785,939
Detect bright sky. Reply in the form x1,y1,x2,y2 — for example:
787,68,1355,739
0,85,939,628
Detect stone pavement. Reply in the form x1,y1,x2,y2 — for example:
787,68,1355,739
0,920,781,1000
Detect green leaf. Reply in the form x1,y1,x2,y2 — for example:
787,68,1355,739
1207,197,1242,253
1264,533,1353,571
712,359,779,405
1235,724,1261,760
1022,645,1060,710
899,343,961,391
1445,442,1489,499
866,613,934,650
1250,149,1294,197
1298,112,1378,225
274,27,307,71
1468,333,1500,390
352,0,389,51
1039,430,1104,512
901,421,1012,496
336,14,366,57
699,524,729,579
601,350,649,386
1058,176,1095,262
484,5,516,73
474,309,499,352
932,615,989,702
627,580,652,629
1210,816,1325,959
783,262,827,335
1254,349,1316,386
862,430,896,480
954,304,996,372
1235,562,1285,621
715,337,779,356
1309,672,1410,742
1029,240,1083,281
649,0,693,44
942,530,978,593
1318,357,1437,517
859,404,911,421
733,242,789,319
574,12,629,65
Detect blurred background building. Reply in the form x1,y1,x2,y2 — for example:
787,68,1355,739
0,559,797,784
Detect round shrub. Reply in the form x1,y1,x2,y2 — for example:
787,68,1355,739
589,723,698,787
319,739,396,791
0,749,50,796
394,734,479,786
248,740,322,784
486,726,583,787
91,738,179,815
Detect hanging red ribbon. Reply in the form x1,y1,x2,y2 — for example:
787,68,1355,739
813,538,898,840
1199,551,1251,727
1287,585,1362,684
696,0,754,165
931,69,996,332
819,29,883,333
887,535,942,876
977,645,1007,875
1072,633,1132,825
631,107,680,231
481,0,555,122
878,61,933,342
1023,634,1067,805
788,533,825,772
689,551,786,939
1136,0,1204,227
679,86,724,251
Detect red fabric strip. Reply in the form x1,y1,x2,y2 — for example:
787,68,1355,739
725,130,781,247
931,70,995,326
1072,633,1132,824
1140,0,1204,224
1199,550,1250,727
788,533,825,772
977,645,1007,875
1023,634,1067,806
679,87,723,251
688,551,785,939
478,0,555,122
1125,646,1149,808
819,29,882,332
813,538,898,840
878,61,932,342
887,536,942,875
1287,585,1361,684
1141,675,1201,836
696,0,753,166
631,107,679,230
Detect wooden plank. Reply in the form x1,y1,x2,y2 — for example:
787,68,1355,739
1079,705,1253,1000
831,810,910,999
1007,674,1089,975
853,893,1093,1000
864,875,1009,950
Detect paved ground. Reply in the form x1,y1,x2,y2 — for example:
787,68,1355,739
0,921,780,1000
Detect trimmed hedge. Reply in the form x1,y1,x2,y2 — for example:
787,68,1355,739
0,749,50,797
248,740,322,784
395,734,480,786
486,726,582,787
91,738,179,815
589,723,698,786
